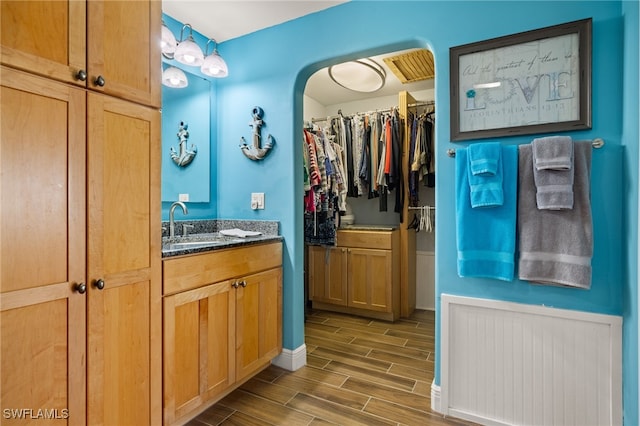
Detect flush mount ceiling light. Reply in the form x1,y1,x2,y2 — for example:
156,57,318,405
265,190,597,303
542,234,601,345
174,24,204,66
201,39,229,78
161,21,177,59
328,58,386,93
162,66,188,88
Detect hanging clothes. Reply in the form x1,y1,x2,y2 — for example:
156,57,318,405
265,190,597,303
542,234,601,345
392,109,404,217
424,111,435,187
408,111,420,206
303,127,347,246
305,107,407,223
408,107,436,207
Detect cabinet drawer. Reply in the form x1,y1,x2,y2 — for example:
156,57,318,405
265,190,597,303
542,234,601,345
336,230,395,250
163,242,282,295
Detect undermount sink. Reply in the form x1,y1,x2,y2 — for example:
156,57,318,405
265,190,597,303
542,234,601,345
163,233,246,251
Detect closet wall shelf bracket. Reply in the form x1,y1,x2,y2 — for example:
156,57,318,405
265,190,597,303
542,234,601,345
446,138,605,158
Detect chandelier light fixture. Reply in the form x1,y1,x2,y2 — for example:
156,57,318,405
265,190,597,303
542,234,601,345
201,39,229,78
161,21,230,83
174,23,204,66
162,66,188,88
161,21,177,59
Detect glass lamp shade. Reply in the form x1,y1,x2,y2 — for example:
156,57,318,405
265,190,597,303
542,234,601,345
161,24,177,58
201,50,229,78
328,59,386,93
174,36,204,66
162,66,188,88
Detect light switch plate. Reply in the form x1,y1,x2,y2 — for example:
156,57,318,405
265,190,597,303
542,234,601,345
251,192,265,209
178,193,189,202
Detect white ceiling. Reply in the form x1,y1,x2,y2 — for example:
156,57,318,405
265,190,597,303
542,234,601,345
162,0,347,43
161,0,433,106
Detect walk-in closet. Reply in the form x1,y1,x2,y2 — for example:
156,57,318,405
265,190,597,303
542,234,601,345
302,48,436,319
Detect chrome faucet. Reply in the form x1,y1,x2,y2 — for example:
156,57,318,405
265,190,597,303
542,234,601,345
169,201,188,238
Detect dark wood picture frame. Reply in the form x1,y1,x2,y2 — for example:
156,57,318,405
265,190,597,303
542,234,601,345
450,18,592,141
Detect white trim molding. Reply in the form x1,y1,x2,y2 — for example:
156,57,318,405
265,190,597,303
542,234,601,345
440,294,622,426
271,344,307,371
431,380,442,413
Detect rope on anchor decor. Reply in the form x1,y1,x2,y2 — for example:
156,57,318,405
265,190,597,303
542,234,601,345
240,106,275,160
170,121,197,167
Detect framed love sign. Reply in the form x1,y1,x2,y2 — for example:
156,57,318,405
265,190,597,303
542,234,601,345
450,18,592,141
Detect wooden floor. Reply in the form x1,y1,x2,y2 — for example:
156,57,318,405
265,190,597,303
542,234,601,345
186,309,474,426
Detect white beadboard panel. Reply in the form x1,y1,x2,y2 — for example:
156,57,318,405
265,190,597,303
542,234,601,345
416,251,435,310
440,294,622,426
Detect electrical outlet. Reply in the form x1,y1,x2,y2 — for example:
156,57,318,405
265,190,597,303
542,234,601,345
251,192,265,210
178,193,189,202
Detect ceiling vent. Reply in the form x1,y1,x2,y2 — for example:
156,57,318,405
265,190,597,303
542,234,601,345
383,49,434,84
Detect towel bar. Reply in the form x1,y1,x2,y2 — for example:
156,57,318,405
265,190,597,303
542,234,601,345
446,138,605,158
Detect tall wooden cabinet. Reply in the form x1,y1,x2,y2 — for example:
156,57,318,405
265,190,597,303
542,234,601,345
0,0,160,107
86,94,161,425
1,1,161,425
1,66,88,425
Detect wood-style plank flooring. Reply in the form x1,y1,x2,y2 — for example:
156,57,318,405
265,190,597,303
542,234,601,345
186,309,474,426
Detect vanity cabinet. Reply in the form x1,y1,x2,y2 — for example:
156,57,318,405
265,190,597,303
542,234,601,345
0,0,161,107
162,242,283,425
308,229,400,321
1,1,161,424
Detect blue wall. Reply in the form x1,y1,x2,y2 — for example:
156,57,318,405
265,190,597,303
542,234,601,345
166,1,638,424
621,0,639,422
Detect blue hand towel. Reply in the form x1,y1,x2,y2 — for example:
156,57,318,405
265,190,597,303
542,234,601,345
518,142,593,289
532,136,574,210
467,142,504,208
456,145,518,281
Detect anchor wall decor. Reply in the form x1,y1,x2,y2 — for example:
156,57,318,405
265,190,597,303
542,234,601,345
170,121,197,167
239,106,275,160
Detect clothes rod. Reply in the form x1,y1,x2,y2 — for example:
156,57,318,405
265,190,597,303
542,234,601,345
311,107,396,123
446,138,605,158
407,100,435,108
408,206,435,210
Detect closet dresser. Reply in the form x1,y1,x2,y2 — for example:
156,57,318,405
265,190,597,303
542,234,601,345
308,227,400,321
1,2,162,425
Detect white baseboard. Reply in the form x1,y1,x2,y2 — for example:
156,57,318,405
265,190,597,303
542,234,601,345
431,380,442,413
271,344,307,371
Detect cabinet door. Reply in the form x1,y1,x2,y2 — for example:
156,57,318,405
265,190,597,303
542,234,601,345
163,280,235,425
87,0,161,107
87,93,161,426
0,1,86,86
236,268,282,382
308,245,348,306
0,67,86,425
347,248,393,313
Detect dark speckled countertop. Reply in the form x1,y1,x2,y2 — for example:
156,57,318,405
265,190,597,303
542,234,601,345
161,219,282,258
338,224,397,231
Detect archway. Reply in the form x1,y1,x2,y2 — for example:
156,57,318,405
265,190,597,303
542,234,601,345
294,42,438,360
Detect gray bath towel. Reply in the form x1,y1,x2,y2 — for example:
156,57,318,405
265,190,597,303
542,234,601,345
517,142,593,289
532,136,574,210
533,136,573,170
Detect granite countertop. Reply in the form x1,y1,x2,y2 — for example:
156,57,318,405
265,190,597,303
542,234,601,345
338,224,397,231
162,219,282,258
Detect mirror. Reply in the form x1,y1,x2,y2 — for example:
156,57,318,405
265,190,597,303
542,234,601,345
161,64,211,203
